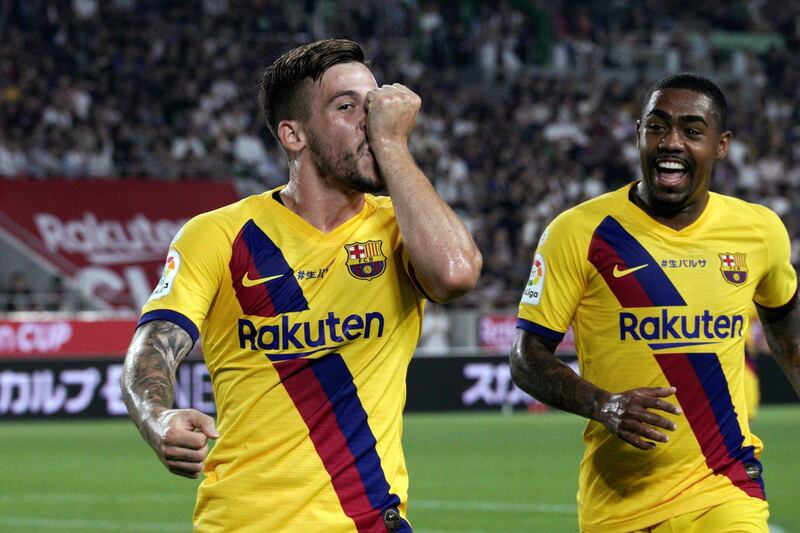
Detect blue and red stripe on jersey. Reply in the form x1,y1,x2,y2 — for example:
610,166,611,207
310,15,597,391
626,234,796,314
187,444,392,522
588,216,686,308
274,353,411,532
655,352,765,500
229,219,308,317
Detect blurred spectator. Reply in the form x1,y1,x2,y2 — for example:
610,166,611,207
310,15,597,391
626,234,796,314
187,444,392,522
41,275,74,312
3,271,33,312
0,0,798,308
419,303,451,352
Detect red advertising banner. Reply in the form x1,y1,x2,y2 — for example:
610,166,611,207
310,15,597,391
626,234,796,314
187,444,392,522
0,180,239,310
478,313,575,354
0,318,135,359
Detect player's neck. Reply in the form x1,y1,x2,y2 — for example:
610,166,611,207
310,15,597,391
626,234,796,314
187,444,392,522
629,183,709,231
279,178,365,234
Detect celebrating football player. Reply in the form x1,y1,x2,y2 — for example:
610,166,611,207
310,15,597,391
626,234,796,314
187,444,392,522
121,39,481,532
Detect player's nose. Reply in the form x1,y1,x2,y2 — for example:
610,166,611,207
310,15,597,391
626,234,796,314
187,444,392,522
658,128,683,151
358,108,367,131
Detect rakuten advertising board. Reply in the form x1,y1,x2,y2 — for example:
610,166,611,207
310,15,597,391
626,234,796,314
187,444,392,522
0,318,213,419
0,317,561,419
0,359,214,419
0,180,238,310
0,319,131,358
479,313,575,354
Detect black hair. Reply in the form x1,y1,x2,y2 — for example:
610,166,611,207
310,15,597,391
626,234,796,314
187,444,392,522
642,73,728,132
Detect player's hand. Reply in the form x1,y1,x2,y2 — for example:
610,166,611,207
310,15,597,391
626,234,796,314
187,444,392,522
145,408,219,478
365,83,420,150
594,387,681,451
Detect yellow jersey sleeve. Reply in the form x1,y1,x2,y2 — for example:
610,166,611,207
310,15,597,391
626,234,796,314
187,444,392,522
138,213,230,343
517,210,589,341
753,206,797,308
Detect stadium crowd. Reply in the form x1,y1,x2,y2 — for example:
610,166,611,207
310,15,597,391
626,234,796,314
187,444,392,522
1,0,799,308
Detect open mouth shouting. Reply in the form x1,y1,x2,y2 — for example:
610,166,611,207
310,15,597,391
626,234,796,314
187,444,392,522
653,157,691,189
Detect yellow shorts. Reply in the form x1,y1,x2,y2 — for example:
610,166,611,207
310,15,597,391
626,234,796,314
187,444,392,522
633,498,769,533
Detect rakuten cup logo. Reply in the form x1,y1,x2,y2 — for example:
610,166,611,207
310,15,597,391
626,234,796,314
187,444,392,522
34,212,186,309
0,322,72,354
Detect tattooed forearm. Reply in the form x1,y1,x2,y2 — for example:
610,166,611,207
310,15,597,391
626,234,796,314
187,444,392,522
758,299,800,397
510,331,607,419
121,321,193,443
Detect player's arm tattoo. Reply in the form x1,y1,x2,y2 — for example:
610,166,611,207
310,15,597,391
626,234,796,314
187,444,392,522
120,320,193,445
510,330,607,419
757,297,800,397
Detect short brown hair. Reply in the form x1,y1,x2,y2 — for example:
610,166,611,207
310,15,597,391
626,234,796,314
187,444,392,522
258,39,366,140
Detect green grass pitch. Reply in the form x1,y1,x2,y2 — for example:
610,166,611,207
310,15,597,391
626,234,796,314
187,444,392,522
1,406,797,532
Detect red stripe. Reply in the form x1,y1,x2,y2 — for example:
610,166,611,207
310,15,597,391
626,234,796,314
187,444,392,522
656,354,765,499
588,234,654,307
657,355,728,465
275,359,383,531
725,463,765,499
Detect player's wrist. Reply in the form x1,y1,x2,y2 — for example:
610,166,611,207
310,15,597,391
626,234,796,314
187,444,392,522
368,137,411,159
140,406,170,436
594,392,627,434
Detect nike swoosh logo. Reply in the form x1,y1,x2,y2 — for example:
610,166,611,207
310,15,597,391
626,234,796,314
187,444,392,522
612,264,648,278
241,272,284,287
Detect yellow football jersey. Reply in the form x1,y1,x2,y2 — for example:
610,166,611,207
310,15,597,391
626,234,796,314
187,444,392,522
517,183,796,533
140,187,424,532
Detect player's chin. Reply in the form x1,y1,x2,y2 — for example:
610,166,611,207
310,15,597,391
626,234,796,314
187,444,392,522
345,174,384,194
358,163,385,192
651,192,690,213
646,176,692,208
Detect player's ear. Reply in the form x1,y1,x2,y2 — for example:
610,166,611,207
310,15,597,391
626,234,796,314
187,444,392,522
277,120,306,153
716,130,732,160
635,120,642,149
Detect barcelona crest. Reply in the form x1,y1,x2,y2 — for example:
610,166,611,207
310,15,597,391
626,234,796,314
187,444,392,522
719,253,748,285
345,240,387,281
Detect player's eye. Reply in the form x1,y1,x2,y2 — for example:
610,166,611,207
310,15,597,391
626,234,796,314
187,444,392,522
685,128,701,137
646,123,665,132
338,103,354,111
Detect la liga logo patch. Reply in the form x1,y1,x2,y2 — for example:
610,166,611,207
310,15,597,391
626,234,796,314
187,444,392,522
344,240,386,281
719,252,748,285
150,249,181,299
521,252,545,305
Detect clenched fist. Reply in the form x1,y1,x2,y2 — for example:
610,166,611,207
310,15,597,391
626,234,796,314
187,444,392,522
365,84,421,150
145,408,219,478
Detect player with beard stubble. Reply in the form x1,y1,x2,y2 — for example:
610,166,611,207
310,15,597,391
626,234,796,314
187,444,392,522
121,39,481,532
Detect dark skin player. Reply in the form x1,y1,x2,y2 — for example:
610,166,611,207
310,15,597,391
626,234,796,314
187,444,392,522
510,87,800,451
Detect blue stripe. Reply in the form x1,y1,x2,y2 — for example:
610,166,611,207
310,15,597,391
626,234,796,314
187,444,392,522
265,346,342,361
516,318,565,342
138,309,199,345
595,217,686,306
730,445,765,494
647,341,718,350
241,220,308,313
688,353,765,494
311,354,401,512
687,354,744,455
